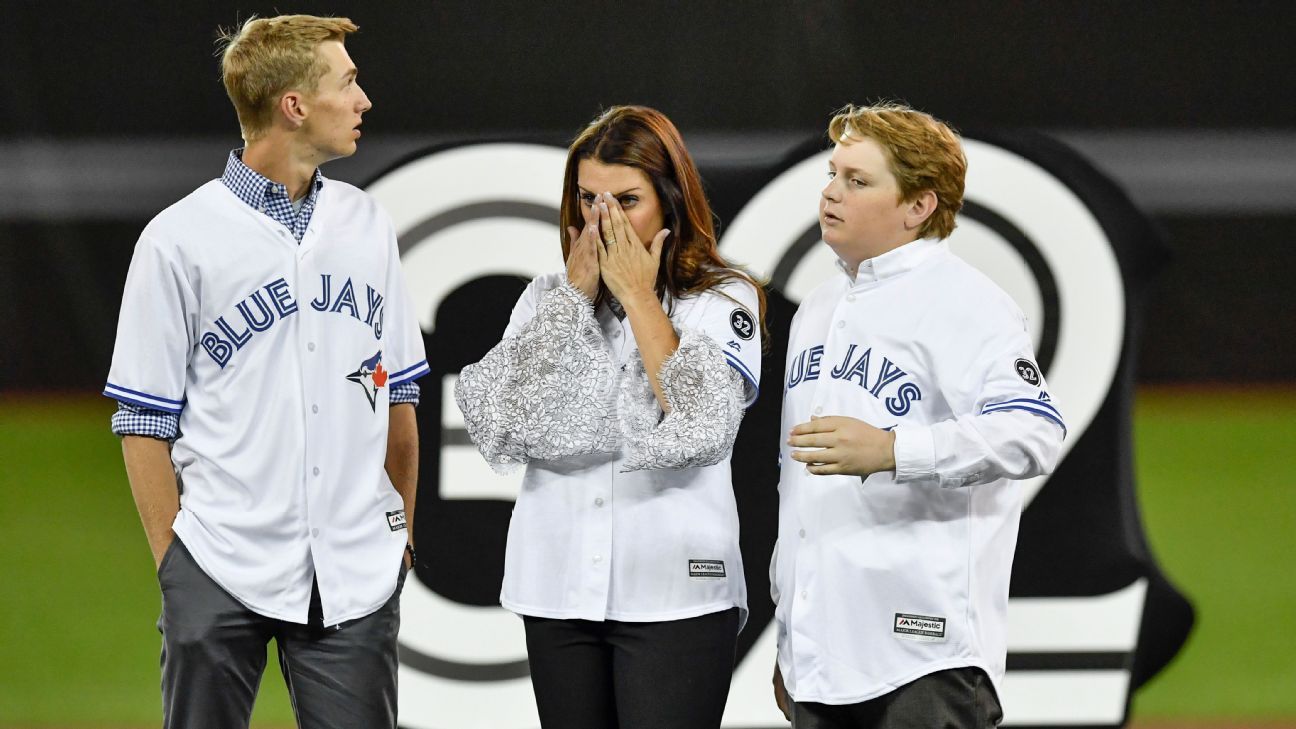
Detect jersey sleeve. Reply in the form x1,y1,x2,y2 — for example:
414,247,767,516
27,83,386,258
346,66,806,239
381,225,430,388
103,233,195,414
689,276,763,407
892,311,1066,489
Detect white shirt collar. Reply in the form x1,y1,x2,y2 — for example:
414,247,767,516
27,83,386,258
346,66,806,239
837,237,946,285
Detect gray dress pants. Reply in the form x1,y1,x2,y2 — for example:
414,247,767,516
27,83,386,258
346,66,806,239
156,538,404,729
792,667,1004,729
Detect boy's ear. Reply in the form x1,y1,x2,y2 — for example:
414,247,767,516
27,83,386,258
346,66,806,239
905,190,938,231
279,90,308,130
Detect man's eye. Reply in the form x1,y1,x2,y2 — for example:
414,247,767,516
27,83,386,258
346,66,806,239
826,170,836,179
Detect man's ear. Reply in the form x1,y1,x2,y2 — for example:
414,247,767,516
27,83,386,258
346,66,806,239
278,90,308,130
904,190,938,231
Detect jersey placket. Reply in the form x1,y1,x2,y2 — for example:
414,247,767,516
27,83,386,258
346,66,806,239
577,308,630,616
791,281,861,698
293,218,327,588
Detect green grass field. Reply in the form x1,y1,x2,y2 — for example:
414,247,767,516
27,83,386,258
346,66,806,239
1128,388,1296,719
1,389,1293,727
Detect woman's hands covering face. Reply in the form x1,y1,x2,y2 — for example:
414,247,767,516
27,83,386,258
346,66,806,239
564,221,602,302
594,191,670,305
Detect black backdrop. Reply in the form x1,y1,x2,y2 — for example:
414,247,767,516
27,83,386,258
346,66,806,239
4,2,1296,135
2,1,1293,390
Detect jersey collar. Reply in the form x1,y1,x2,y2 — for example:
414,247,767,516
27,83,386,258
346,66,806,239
837,237,946,286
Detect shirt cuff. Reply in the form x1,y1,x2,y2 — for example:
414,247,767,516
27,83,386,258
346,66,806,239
111,403,179,440
891,425,936,483
390,381,421,406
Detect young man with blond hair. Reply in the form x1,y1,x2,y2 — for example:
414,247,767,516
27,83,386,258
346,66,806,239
770,103,1067,727
104,15,428,728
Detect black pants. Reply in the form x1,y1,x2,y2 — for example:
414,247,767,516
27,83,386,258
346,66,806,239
156,538,405,729
792,667,1003,729
522,608,740,729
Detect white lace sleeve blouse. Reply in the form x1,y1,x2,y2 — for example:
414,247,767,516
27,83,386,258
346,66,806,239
455,271,763,627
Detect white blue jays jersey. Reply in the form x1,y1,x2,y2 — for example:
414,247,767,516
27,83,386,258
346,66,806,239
773,238,1065,705
105,178,429,625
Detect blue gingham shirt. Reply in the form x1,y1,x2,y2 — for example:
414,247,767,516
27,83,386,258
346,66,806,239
113,151,420,440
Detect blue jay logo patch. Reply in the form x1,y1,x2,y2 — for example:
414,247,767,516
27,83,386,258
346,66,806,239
346,350,388,412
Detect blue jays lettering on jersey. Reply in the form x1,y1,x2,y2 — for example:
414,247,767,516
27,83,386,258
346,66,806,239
787,343,924,416
200,273,387,369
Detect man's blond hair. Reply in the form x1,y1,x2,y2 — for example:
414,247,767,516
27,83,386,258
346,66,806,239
828,102,966,240
218,15,358,142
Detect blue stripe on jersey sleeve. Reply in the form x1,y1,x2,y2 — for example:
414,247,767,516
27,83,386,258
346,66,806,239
723,352,760,407
984,397,1062,419
981,403,1067,435
387,360,431,386
103,382,185,413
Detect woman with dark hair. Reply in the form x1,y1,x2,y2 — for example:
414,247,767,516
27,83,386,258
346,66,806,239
455,105,767,729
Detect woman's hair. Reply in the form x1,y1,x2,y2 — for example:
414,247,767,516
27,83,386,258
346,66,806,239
559,105,767,347
217,14,358,143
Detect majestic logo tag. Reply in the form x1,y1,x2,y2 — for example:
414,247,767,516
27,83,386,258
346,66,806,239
689,559,726,578
1015,358,1042,386
893,613,947,642
730,308,755,340
387,510,407,531
346,350,388,412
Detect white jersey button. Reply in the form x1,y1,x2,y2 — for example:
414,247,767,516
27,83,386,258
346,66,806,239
801,590,808,599
613,330,621,338
846,294,856,303
311,528,319,538
594,497,604,507
593,554,603,563
836,320,845,329
311,404,319,414
307,342,316,352
799,529,806,538
814,406,823,415
312,466,320,476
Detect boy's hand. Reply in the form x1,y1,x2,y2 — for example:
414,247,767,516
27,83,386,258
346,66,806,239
773,661,792,722
788,415,897,477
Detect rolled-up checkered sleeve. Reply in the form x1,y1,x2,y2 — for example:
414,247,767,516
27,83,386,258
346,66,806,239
390,381,421,407
111,403,179,441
